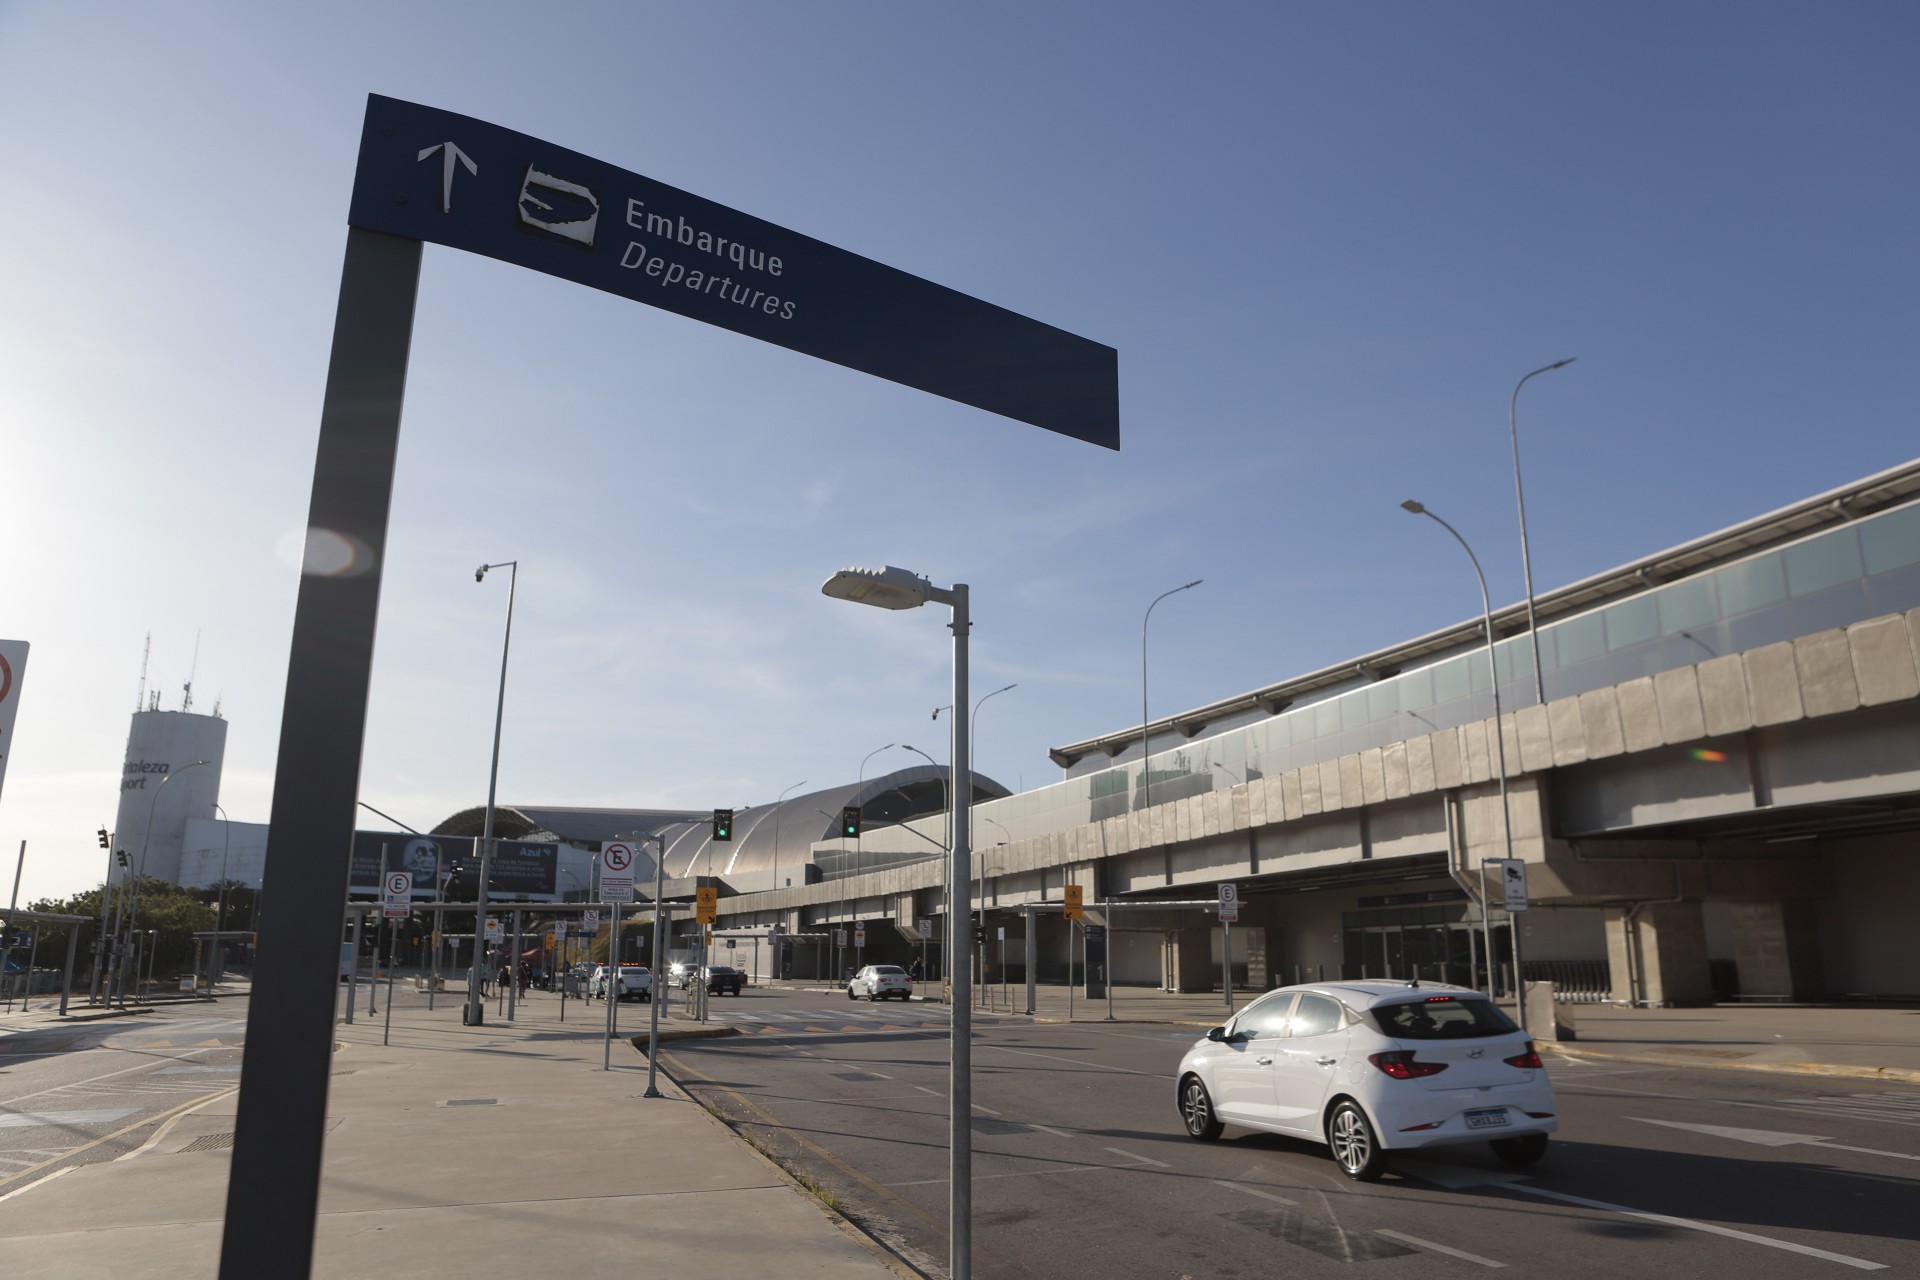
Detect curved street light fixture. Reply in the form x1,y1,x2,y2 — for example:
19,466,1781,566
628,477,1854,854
859,743,895,785
467,559,518,1028
1141,580,1202,812
1401,499,1521,1027
1509,358,1576,706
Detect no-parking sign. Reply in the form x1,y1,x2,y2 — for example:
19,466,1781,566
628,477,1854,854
601,841,635,903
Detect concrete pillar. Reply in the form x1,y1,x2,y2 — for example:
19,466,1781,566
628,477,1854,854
1728,900,1824,1000
1241,925,1270,991
1605,901,1713,1007
1173,928,1212,993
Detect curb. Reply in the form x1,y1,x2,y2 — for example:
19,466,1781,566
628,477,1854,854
1542,1042,1920,1084
629,1026,740,1054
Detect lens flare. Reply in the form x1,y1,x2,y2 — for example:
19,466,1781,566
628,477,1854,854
1690,748,1728,763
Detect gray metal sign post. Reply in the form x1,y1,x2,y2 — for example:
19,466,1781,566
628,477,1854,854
644,835,668,1098
602,902,621,1071
343,906,361,1026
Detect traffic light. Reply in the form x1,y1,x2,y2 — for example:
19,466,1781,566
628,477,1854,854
116,850,129,868
711,809,733,841
97,827,110,849
840,806,862,839
973,925,985,944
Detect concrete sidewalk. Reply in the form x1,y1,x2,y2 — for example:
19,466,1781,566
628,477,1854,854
0,984,909,1280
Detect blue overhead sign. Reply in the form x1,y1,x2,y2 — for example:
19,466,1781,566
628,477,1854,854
347,95,1119,450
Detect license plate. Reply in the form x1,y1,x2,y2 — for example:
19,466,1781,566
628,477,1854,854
1464,1108,1510,1130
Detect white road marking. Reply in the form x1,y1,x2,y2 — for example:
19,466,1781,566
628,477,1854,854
0,1166,73,1204
1509,1184,1888,1270
1103,1146,1169,1168
1632,1117,1920,1162
976,1044,1159,1076
914,1085,941,1097
1375,1229,1506,1268
1030,1124,1074,1138
1632,1117,1828,1147
0,1048,217,1109
892,1164,1110,1187
0,1108,141,1129
1215,1179,1299,1206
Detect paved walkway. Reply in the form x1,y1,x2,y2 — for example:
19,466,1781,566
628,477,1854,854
0,982,908,1279
1,977,1914,1277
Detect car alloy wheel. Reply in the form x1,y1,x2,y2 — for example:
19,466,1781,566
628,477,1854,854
1179,1076,1224,1141
1328,1101,1388,1181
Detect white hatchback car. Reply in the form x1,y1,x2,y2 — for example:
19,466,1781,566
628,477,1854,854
1175,981,1556,1181
847,964,914,1001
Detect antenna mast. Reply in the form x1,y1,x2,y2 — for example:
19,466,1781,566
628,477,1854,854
182,631,200,713
135,632,151,713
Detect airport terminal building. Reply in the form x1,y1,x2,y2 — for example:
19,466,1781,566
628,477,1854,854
167,459,1920,1003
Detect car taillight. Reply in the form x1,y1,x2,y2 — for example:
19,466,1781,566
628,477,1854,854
1504,1043,1543,1069
1368,1051,1448,1079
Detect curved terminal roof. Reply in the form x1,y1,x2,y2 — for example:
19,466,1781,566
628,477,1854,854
431,765,1008,883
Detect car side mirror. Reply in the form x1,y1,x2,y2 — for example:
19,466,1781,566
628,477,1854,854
1206,1026,1228,1043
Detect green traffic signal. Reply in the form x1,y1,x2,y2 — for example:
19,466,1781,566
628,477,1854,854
841,806,862,839
712,808,733,841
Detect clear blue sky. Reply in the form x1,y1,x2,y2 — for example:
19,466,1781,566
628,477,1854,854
3,3,1915,904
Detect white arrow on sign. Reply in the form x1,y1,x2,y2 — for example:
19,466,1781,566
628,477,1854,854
416,140,477,213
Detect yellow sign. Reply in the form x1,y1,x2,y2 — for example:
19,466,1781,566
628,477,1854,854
1063,884,1083,920
696,886,717,923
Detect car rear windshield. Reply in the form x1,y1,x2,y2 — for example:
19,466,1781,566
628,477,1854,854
874,966,906,976
1369,996,1517,1040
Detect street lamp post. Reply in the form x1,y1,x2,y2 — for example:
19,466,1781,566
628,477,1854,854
968,684,1015,999
1400,500,1523,1029
822,564,973,1280
467,559,518,1028
118,759,210,1004
1509,358,1576,706
768,779,806,984
900,742,948,966
211,802,233,991
1141,581,1202,812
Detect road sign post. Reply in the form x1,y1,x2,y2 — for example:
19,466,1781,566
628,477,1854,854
1218,883,1239,1013
1495,858,1530,1035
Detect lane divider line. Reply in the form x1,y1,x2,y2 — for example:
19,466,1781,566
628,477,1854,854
1509,1183,1888,1271
1375,1228,1506,1268
1215,1179,1299,1206
1103,1146,1170,1168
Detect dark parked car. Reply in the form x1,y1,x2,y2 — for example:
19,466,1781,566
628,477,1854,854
702,965,745,996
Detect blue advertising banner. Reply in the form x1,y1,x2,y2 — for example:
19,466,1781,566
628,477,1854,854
348,831,557,898
346,95,1118,450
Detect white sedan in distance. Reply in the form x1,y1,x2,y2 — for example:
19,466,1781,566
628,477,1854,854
1175,980,1556,1181
847,964,914,1001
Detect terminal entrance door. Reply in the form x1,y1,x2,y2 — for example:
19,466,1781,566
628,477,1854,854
1343,911,1482,989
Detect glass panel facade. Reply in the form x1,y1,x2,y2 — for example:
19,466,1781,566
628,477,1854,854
957,500,1920,855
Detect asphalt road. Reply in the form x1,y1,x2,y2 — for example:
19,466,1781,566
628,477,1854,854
0,1006,246,1196
663,988,1920,1278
